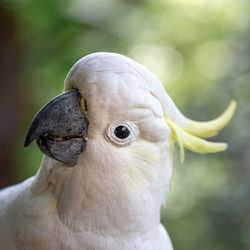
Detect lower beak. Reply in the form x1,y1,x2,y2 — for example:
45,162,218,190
24,89,88,165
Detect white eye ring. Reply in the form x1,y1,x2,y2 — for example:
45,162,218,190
105,122,138,146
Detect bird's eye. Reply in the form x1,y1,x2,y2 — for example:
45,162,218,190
105,122,138,146
114,125,130,139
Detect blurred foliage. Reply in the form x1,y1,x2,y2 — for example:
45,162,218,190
1,0,250,249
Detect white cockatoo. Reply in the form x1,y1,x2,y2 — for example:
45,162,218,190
0,52,236,250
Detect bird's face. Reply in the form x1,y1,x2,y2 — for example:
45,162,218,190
25,53,173,195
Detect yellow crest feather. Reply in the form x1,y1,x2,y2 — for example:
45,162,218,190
165,100,236,162
184,101,236,138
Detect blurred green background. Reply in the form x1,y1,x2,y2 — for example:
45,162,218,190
0,0,249,249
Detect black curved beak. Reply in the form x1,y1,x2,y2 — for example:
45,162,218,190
24,89,88,165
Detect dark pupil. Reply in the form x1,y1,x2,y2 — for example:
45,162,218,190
114,125,130,139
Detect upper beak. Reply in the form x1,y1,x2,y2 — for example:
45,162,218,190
24,89,88,165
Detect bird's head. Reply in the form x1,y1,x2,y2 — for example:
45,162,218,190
24,52,236,200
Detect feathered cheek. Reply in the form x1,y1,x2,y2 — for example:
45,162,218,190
122,141,161,191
